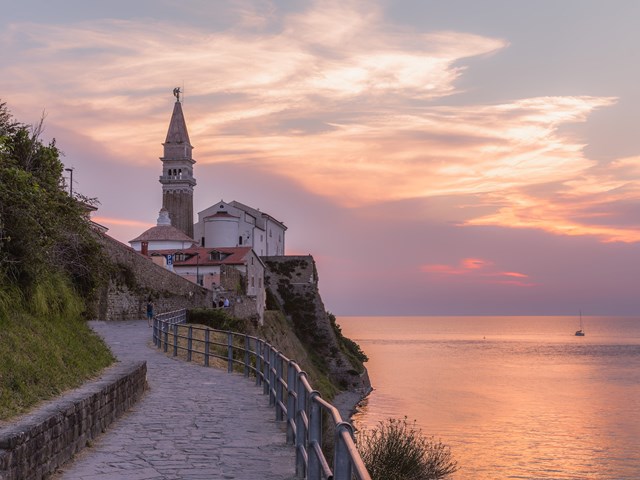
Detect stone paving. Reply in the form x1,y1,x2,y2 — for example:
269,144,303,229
54,320,296,480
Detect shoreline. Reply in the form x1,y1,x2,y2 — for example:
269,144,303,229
332,385,373,425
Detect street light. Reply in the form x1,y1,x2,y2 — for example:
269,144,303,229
64,167,73,196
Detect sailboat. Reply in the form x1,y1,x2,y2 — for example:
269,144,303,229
575,311,585,336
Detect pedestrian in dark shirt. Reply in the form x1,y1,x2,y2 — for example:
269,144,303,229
146,300,154,327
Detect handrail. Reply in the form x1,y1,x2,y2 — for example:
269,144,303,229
152,309,371,480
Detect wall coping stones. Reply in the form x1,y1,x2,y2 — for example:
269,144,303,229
0,361,146,480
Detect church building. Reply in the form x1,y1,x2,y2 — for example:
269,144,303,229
129,89,286,322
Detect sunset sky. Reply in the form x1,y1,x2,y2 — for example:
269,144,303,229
2,1,639,316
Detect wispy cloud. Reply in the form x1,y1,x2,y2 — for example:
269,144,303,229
421,257,534,287
1,0,635,246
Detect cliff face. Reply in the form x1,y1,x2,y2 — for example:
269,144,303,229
263,256,370,398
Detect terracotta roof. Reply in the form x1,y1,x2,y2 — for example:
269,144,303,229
129,224,195,243
150,246,254,266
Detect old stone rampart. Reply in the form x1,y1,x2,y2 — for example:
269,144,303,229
0,361,146,480
96,234,213,320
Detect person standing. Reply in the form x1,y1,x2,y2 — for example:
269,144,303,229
146,299,154,327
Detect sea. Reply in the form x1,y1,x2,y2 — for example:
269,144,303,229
336,316,640,480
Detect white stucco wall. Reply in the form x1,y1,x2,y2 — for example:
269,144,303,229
130,239,194,252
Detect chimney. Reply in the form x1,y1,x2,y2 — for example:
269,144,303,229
141,241,149,256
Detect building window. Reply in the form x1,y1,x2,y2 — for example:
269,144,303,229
251,257,254,265
251,276,255,287
239,236,243,245
258,277,262,288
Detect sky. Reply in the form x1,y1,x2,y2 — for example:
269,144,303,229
1,0,639,316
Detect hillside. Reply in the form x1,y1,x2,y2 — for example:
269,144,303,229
0,101,114,420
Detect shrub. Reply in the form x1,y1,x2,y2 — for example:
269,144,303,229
356,417,458,480
187,307,248,333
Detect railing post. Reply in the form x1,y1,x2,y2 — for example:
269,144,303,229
262,342,270,396
296,371,309,478
153,318,157,346
255,339,263,387
269,348,277,407
204,328,210,367
173,323,179,357
333,422,355,480
187,325,193,362
227,332,233,373
308,391,323,480
163,323,169,352
275,354,284,421
244,335,250,378
287,361,297,444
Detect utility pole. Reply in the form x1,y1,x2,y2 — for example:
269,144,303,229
65,167,74,196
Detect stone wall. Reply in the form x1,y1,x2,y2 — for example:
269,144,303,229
96,234,213,320
0,361,146,480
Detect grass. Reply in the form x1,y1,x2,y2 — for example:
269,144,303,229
159,323,234,370
0,275,115,421
158,310,339,399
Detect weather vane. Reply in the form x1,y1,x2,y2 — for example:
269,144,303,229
173,87,181,102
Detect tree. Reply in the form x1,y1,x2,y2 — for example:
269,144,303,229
0,101,106,301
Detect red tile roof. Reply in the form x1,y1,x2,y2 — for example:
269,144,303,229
130,225,195,243
150,246,253,266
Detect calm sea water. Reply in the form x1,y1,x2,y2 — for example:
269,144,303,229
337,316,640,480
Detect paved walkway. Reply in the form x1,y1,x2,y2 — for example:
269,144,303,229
54,320,296,480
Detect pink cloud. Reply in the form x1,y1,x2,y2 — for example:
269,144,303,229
420,257,533,287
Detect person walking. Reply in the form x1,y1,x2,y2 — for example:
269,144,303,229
146,299,154,327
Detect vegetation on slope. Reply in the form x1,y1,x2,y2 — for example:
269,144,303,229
0,101,114,420
264,257,369,396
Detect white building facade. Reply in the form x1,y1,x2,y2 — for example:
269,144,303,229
194,200,286,256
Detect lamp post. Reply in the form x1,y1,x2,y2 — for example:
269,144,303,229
64,167,73,196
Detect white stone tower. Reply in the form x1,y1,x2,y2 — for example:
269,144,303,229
159,88,196,238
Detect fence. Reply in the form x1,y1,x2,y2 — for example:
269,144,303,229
153,309,371,480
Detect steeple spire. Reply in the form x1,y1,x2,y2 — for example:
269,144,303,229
159,88,196,238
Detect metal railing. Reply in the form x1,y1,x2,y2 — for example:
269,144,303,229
152,309,371,480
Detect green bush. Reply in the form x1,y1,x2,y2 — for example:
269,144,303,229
187,307,249,333
0,101,114,420
356,417,458,480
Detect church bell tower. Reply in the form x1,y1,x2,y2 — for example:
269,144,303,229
159,88,196,238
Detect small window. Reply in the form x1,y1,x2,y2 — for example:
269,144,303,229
251,277,255,287
239,236,243,245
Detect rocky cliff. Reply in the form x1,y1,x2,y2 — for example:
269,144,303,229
262,255,371,400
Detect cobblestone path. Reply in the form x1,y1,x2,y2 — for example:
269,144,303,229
54,320,296,480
